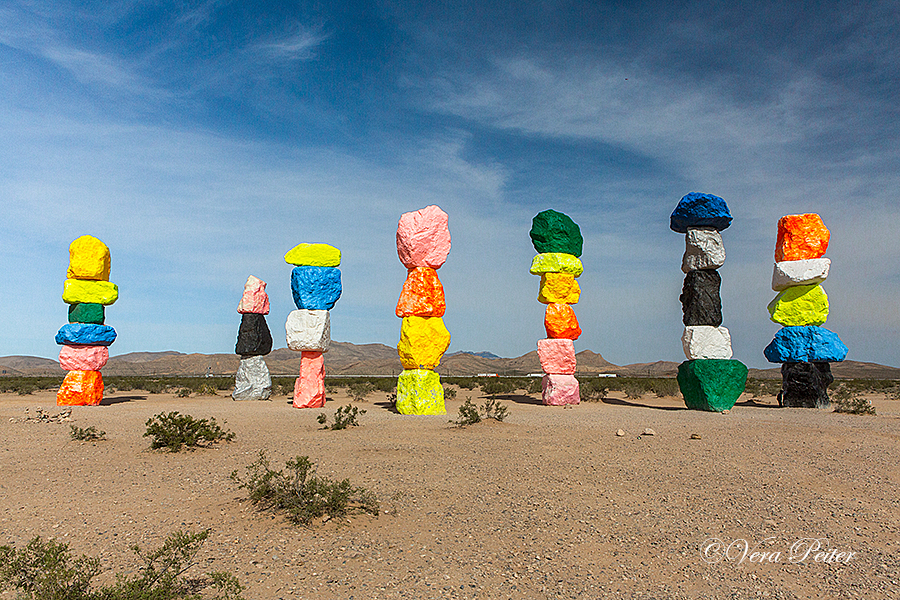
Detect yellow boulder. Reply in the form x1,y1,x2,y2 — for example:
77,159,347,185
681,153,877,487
284,243,341,267
63,279,119,305
529,253,583,277
538,273,580,304
396,369,445,415
397,316,450,369
67,235,110,280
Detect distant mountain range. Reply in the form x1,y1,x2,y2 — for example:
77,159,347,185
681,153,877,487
1,343,898,379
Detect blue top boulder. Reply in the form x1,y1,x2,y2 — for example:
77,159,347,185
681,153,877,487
670,192,733,233
55,323,117,346
763,325,848,363
291,266,342,310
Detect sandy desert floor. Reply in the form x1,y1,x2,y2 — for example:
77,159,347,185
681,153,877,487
0,387,898,600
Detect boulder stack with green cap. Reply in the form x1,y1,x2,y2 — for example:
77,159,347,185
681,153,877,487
56,235,118,406
670,193,747,412
284,243,342,409
394,205,451,415
530,209,583,405
764,214,847,407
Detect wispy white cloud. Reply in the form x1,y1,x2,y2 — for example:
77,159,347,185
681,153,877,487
254,26,329,62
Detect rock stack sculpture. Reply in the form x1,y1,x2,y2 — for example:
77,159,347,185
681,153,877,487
530,210,583,406
233,275,273,401
284,243,342,409
670,193,747,412
395,205,451,415
56,235,118,406
764,214,847,407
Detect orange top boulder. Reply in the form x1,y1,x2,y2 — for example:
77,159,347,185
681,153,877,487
775,214,830,261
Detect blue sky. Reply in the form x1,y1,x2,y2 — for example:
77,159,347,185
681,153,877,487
1,0,897,369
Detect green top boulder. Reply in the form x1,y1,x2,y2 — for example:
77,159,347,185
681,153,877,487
530,210,583,257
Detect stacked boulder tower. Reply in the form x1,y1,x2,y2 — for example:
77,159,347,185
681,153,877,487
232,275,273,401
670,193,748,412
56,235,118,406
764,214,847,407
284,243,342,409
529,210,583,406
395,205,451,415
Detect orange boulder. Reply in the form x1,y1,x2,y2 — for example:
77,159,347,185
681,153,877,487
396,267,446,317
57,370,104,406
775,214,830,261
544,303,581,339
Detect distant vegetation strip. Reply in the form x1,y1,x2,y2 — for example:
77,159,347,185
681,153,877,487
1,375,898,399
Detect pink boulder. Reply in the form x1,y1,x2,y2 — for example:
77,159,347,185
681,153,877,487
541,374,580,406
293,351,325,408
59,345,109,371
237,275,270,315
537,338,576,374
396,205,451,269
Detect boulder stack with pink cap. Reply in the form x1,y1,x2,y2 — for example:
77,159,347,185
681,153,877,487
232,275,273,401
55,235,118,406
394,205,451,415
529,210,583,405
284,243,342,409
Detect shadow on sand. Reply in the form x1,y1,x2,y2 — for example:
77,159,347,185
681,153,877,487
100,395,145,405
601,396,686,412
486,393,543,406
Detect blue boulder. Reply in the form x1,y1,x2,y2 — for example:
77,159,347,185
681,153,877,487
764,326,848,363
670,192,733,233
55,323,117,346
291,266,342,310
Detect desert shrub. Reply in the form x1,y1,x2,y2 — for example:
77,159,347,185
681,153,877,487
451,396,509,426
144,412,235,452
443,386,457,400
176,388,191,398
744,378,781,398
347,381,376,402
70,425,106,441
525,377,542,395
622,380,649,399
271,378,295,397
832,386,876,415
0,529,244,600
0,377,63,395
479,378,516,397
317,405,366,430
195,383,219,396
451,398,481,426
231,452,379,526
649,378,680,398
454,378,478,390
580,379,609,402
370,378,396,393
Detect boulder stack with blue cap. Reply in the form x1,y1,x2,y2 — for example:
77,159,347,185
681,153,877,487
232,275,273,401
284,243,342,408
764,214,846,407
394,205,451,415
56,235,118,405
530,209,583,406
671,193,748,411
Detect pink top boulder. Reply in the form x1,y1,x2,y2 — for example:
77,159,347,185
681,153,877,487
237,275,270,315
396,205,451,269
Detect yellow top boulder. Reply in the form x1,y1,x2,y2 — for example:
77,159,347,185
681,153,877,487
67,235,110,280
284,243,341,267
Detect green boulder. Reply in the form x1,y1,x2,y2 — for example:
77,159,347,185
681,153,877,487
677,359,748,412
68,303,105,324
530,210,583,257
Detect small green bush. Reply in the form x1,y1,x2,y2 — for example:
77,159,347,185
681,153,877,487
0,529,244,600
70,425,106,441
451,396,508,426
347,381,376,402
443,386,457,400
231,452,379,526
525,377,542,395
832,387,876,415
144,412,235,452
317,404,366,430
580,379,609,402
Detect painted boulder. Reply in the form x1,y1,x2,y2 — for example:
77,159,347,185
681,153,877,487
396,205,452,269
775,213,830,262
670,192,732,233
290,266,342,310
67,235,111,281
530,210,583,257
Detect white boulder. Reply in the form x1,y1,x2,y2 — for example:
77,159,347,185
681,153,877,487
771,258,831,291
682,326,733,360
285,309,331,352
232,355,272,401
682,228,725,273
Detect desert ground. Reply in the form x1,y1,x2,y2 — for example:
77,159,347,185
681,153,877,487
0,386,898,600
